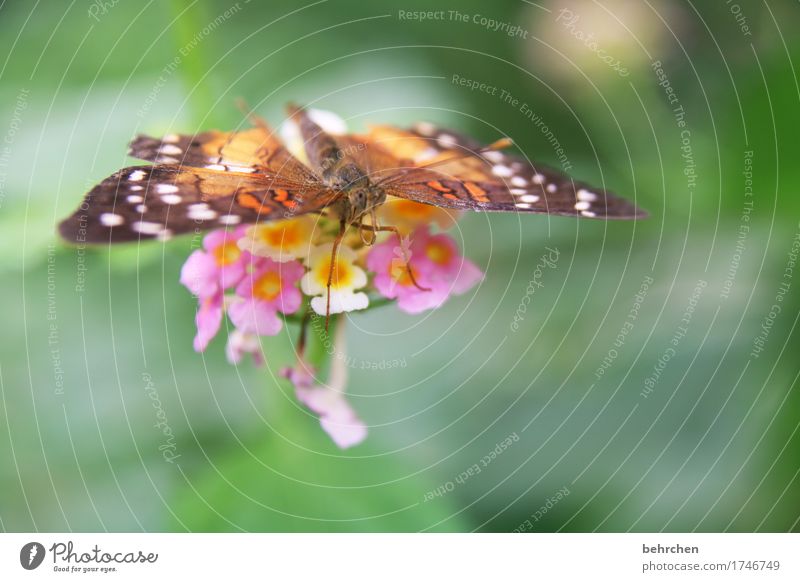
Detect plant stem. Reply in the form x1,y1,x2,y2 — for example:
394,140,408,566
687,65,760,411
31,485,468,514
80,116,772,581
167,0,216,125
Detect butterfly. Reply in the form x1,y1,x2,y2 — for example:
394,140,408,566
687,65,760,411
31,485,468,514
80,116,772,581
59,103,646,318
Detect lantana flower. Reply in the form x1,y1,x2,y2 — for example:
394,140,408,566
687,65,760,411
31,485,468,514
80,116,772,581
237,215,319,262
410,227,484,294
300,243,369,316
229,258,305,336
179,227,248,297
177,109,485,449
367,226,483,314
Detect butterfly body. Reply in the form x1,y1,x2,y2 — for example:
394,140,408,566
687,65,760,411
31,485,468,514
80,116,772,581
287,104,387,227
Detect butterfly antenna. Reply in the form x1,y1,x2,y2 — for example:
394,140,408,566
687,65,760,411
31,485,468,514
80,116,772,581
235,97,274,134
374,137,513,187
285,102,305,121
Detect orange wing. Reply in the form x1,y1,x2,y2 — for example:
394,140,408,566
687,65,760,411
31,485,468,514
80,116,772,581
364,124,646,219
128,126,319,185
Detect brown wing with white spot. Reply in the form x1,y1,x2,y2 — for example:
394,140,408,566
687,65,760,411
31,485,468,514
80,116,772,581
373,123,646,219
128,127,319,185
58,165,337,243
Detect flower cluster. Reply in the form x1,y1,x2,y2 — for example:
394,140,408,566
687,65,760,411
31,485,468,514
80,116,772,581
178,110,484,449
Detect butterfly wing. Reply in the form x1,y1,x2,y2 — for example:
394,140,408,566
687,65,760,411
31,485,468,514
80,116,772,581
374,123,646,219
128,127,319,185
332,134,411,178
58,165,337,243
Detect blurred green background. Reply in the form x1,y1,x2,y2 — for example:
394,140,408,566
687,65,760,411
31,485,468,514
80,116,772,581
1,0,798,532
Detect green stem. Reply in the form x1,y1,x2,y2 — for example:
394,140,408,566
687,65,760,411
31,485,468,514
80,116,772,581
168,0,216,125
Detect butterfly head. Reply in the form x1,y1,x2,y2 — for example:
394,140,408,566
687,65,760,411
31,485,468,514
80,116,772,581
332,162,387,225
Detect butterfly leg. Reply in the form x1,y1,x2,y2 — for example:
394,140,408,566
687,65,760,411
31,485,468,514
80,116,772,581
357,223,430,292
358,211,378,245
325,219,348,330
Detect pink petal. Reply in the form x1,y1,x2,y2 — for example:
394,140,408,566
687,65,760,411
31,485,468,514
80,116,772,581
276,285,303,314
411,230,462,275
295,385,367,449
225,330,264,366
366,239,398,273
451,258,484,295
193,293,223,352
319,414,368,449
219,261,246,291
277,259,306,283
280,361,315,389
395,281,450,314
202,229,228,251
202,227,246,252
180,250,220,298
371,271,401,300
228,298,283,336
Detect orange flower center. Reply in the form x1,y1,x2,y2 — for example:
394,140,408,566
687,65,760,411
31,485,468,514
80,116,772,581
392,199,436,219
213,242,241,266
260,224,302,249
315,256,353,290
389,259,418,287
425,241,453,266
253,271,283,301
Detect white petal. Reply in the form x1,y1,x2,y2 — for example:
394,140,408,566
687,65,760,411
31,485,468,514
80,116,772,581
301,272,326,297
308,108,347,135
310,291,368,315
348,265,368,290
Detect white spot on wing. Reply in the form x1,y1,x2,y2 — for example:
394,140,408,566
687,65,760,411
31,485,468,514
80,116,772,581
492,164,513,177
160,194,182,205
519,194,540,203
126,194,143,203
581,210,597,217
577,188,598,202
510,188,527,195
415,122,436,136
188,203,217,221
515,203,532,209
159,144,183,156
162,134,180,143
511,176,527,187
546,184,557,193
574,201,591,211
218,214,241,225
532,174,545,184
205,164,226,171
413,147,439,162
484,150,504,163
128,170,146,181
156,156,179,164
226,165,256,173
437,134,457,148
135,204,148,213
131,221,163,235
156,184,179,194
100,213,124,226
